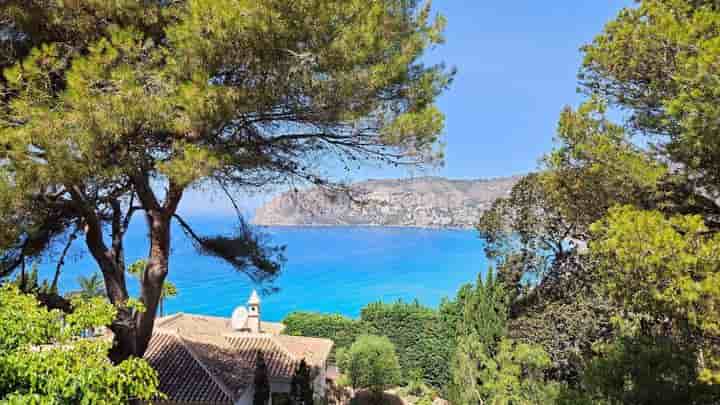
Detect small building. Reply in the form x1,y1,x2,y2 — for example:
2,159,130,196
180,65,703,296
144,291,333,405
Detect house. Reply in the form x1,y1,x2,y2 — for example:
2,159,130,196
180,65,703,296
144,291,333,405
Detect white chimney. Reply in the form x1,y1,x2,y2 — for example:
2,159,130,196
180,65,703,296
247,290,261,333
231,306,249,331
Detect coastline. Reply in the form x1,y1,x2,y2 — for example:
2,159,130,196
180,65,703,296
252,223,476,231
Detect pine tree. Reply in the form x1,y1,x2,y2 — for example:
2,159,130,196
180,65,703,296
0,0,451,363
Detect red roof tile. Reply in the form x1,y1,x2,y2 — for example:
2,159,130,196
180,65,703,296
144,333,233,404
146,315,333,403
225,335,298,379
156,313,285,336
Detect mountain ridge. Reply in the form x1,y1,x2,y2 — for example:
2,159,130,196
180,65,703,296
252,176,522,229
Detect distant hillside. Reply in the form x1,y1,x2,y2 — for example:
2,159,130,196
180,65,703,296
252,176,521,229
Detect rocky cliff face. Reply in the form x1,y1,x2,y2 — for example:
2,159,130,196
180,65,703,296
252,176,521,229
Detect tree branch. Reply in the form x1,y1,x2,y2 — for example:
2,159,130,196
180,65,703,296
172,213,285,286
216,179,244,219
172,214,205,247
110,199,125,271
163,180,184,214
131,173,161,212
50,226,80,292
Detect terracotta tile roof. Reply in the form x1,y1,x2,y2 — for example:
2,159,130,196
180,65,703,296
156,313,285,336
144,333,233,404
181,335,255,399
146,317,333,403
225,335,298,379
274,335,334,367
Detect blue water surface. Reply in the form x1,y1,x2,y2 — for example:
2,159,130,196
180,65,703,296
40,218,489,321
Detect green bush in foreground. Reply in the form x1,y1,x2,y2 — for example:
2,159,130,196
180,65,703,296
337,335,401,402
0,285,159,404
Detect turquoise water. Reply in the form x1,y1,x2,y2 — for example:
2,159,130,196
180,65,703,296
41,219,489,321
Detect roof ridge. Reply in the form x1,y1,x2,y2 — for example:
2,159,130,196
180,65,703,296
176,333,237,401
278,334,334,344
187,313,229,320
155,312,184,328
269,335,302,362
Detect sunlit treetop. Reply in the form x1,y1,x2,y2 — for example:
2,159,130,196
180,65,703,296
581,0,720,195
591,205,720,384
0,0,452,361
0,0,452,274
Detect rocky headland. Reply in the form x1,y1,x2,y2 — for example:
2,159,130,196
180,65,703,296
252,176,521,229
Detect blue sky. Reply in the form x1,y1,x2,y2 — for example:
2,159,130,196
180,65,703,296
179,1,633,217
420,0,632,179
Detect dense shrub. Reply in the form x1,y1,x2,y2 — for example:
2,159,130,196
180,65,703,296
337,335,401,400
282,312,377,361
360,300,454,389
284,300,460,390
0,285,159,403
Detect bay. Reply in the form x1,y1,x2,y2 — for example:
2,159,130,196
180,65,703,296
40,218,489,322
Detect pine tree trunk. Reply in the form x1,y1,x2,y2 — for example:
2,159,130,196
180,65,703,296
77,178,182,363
90,209,172,363
134,210,172,358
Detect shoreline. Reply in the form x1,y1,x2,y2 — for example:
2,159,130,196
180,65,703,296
252,223,476,231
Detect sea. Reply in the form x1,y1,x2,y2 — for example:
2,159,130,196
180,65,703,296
39,217,490,322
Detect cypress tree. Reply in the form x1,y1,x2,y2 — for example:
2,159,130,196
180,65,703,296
290,359,314,405
253,351,271,405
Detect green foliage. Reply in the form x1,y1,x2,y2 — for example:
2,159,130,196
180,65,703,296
446,272,587,405
542,99,667,231
0,0,451,359
360,300,454,389
448,272,510,404
478,174,575,273
337,335,401,399
475,338,561,405
283,312,376,361
0,285,158,403
404,369,428,397
11,263,35,293
581,0,720,196
507,289,612,385
591,205,720,384
582,332,720,405
454,272,508,351
127,259,177,316
76,272,105,299
473,2,720,403
162,280,178,299
0,0,451,245
286,282,502,393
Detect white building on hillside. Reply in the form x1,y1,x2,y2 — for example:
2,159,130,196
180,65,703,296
143,290,333,405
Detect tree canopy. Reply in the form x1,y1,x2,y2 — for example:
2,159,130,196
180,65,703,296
0,0,452,361
475,1,720,402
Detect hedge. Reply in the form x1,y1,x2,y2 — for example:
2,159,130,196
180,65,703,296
282,312,377,361
283,300,458,390
360,300,455,390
